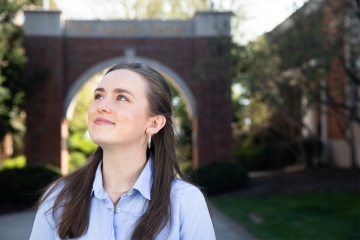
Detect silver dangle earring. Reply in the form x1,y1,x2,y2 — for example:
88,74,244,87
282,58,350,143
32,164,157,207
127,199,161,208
148,134,152,149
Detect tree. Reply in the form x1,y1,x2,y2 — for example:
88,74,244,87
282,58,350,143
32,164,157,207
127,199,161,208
233,0,360,167
0,0,30,160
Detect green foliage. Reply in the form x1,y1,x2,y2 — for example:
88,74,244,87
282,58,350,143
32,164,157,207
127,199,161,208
68,131,96,171
69,131,97,155
68,77,98,171
69,77,98,133
232,37,287,113
230,5,330,134
169,83,192,162
0,164,61,205
234,137,323,171
179,160,193,176
212,192,360,240
69,151,87,171
1,155,26,169
0,0,28,143
188,161,248,196
231,40,275,132
234,145,265,171
231,2,359,170
234,144,298,171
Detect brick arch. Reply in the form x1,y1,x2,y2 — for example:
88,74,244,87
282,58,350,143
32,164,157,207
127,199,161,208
64,55,196,120
24,10,233,173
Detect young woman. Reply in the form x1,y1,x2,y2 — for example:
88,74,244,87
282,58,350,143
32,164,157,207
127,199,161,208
30,61,215,240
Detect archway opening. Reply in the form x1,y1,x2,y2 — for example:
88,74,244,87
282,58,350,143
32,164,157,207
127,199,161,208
64,60,195,172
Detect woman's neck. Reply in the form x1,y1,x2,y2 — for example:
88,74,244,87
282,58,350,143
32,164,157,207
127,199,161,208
101,146,147,204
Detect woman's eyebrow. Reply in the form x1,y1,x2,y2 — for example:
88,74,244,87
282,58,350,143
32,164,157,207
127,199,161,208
94,87,134,97
114,88,134,97
94,87,105,93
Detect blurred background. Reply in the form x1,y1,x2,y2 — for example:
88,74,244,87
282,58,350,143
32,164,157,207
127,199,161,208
0,0,359,239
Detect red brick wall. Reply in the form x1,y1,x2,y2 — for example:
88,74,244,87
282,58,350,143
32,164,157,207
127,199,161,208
322,0,347,139
326,57,346,139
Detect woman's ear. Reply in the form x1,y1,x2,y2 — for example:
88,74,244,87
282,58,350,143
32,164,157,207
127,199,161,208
146,115,166,135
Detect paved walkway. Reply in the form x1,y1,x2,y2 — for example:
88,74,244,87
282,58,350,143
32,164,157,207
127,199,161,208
212,206,257,240
0,211,35,240
0,206,257,240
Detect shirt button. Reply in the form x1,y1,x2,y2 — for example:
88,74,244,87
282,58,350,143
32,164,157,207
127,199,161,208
116,208,121,213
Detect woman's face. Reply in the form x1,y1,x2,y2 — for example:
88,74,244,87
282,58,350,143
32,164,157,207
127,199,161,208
88,69,151,149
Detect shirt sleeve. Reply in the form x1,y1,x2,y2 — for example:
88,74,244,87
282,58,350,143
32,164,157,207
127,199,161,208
179,188,216,240
29,201,56,240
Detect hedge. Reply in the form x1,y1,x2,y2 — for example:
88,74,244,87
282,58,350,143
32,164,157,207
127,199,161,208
185,161,248,196
0,164,61,205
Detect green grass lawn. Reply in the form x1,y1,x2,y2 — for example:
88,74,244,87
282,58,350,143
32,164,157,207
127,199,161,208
212,192,360,240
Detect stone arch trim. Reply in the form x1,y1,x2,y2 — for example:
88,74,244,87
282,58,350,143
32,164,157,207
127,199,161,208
63,56,197,119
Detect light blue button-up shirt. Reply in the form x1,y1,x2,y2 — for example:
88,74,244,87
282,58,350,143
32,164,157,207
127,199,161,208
30,158,216,240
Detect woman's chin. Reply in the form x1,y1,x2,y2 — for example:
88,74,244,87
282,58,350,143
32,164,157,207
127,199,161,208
91,139,119,150
89,137,108,147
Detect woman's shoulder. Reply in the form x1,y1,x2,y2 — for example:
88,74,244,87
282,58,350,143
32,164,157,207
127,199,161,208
170,177,214,238
170,178,205,204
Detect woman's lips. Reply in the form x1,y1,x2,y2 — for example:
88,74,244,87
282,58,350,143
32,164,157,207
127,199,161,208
94,118,114,125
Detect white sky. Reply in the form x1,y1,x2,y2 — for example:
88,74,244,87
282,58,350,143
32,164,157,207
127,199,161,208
53,0,307,43
239,0,307,43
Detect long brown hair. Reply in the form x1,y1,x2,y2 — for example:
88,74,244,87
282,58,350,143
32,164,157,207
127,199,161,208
37,61,190,239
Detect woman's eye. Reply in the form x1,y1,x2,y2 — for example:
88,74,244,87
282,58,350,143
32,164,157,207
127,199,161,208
94,94,103,100
117,95,127,101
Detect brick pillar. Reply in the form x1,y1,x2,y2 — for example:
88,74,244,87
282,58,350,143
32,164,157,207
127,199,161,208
192,12,233,167
24,10,64,169
192,38,233,167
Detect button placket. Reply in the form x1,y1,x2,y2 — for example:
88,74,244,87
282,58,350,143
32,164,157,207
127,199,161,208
110,227,115,240
103,197,113,212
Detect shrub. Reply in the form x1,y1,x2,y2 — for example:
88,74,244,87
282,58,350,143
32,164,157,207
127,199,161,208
188,161,248,196
275,144,297,168
0,164,61,205
234,145,265,171
234,143,298,171
302,138,323,167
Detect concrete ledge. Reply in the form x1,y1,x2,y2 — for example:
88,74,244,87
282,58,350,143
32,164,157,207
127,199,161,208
23,10,232,38
24,10,62,36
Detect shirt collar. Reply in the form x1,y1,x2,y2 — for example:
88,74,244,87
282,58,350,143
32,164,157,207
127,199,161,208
91,157,154,200
90,161,105,199
132,156,154,200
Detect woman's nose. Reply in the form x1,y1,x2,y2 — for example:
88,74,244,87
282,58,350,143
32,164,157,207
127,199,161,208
97,98,112,113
